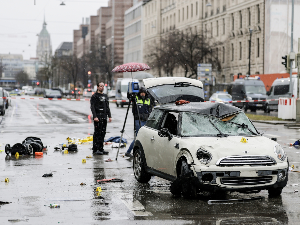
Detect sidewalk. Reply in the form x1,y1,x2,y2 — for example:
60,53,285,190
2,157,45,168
252,119,300,128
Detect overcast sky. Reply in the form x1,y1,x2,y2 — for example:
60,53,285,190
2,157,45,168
0,0,109,60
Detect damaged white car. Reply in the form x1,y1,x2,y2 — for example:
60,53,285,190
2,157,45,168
133,77,288,198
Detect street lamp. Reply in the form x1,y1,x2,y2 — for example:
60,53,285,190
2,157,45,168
248,28,253,77
60,1,65,6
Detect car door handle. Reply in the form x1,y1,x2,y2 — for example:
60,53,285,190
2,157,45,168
151,136,155,141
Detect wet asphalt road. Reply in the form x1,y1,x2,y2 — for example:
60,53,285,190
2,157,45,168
0,97,300,224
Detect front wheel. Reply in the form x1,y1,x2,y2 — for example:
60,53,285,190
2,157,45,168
180,160,197,199
268,187,283,197
133,148,151,183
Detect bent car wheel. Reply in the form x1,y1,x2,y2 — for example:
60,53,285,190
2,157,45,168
180,160,197,199
170,179,182,197
133,149,151,183
5,144,11,155
268,187,283,197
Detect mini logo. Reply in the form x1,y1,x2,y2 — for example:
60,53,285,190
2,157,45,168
245,151,248,154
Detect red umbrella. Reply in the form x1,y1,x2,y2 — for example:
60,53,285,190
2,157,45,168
112,62,150,73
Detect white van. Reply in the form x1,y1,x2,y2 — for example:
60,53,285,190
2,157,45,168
266,75,300,112
115,78,139,107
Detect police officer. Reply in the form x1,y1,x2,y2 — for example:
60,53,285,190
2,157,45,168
125,87,151,157
90,82,112,155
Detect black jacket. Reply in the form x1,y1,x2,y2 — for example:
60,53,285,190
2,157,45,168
90,92,111,119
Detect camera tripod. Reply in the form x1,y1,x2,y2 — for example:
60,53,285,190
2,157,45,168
115,93,141,160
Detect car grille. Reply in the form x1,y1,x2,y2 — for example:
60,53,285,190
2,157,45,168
216,156,276,166
221,176,273,186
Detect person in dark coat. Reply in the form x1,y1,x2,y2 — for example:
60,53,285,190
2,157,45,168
90,82,112,155
125,87,152,157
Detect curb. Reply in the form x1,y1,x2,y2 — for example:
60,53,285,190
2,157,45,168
251,120,295,125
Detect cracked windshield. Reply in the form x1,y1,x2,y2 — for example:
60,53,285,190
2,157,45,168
0,0,299,224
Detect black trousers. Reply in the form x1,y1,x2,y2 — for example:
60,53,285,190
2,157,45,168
93,118,107,152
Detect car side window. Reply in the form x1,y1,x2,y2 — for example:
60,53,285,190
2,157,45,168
161,112,179,136
145,109,164,130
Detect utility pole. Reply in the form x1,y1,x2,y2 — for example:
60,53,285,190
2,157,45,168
289,0,294,97
111,0,115,86
248,28,253,76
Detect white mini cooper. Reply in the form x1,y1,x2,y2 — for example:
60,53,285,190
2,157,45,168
133,77,288,198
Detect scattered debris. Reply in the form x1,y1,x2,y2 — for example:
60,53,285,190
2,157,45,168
105,158,113,162
64,150,68,154
86,155,92,158
294,190,299,193
35,152,43,156
42,173,53,177
49,204,60,208
111,143,126,148
97,178,124,183
5,137,45,156
104,136,127,144
80,182,86,186
68,144,78,152
8,218,29,222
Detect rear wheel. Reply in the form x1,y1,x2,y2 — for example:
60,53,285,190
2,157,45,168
133,148,151,183
5,144,11,155
116,103,119,107
264,105,270,113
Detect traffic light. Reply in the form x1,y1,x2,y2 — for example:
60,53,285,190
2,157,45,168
88,84,91,87
282,55,287,68
88,71,91,76
36,82,40,86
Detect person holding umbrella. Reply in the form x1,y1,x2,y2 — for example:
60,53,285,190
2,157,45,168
90,82,112,155
125,86,152,157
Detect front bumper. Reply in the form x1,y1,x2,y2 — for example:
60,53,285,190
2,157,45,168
191,165,288,192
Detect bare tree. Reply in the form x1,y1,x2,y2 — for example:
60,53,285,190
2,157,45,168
60,54,80,98
0,59,5,79
15,71,29,86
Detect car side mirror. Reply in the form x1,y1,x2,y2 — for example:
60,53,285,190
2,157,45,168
158,128,173,141
266,91,270,96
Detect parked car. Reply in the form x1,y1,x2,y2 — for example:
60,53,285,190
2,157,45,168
9,90,21,96
34,87,45,95
0,87,6,115
25,88,35,95
209,92,232,104
108,89,116,98
3,90,11,108
43,89,62,98
266,75,299,112
83,88,94,98
132,77,288,199
231,77,268,112
69,89,81,97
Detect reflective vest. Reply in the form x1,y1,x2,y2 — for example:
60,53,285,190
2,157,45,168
134,96,151,121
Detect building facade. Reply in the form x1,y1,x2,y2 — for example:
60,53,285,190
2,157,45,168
142,0,264,83
0,54,23,86
36,19,53,61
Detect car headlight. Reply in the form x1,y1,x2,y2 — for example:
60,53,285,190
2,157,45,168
274,144,286,161
247,97,252,100
196,149,212,164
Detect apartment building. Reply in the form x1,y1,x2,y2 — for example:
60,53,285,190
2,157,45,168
73,23,89,58
142,0,264,83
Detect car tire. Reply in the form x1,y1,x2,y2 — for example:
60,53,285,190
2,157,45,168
116,103,119,107
133,148,151,183
268,187,283,197
170,179,182,197
5,144,11,155
180,160,197,199
120,103,124,108
264,105,270,113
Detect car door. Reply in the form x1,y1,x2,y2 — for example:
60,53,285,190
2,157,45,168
152,112,180,176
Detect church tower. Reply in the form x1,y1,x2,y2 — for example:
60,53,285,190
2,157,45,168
36,17,52,61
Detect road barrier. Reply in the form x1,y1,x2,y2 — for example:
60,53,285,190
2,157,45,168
1,97,280,104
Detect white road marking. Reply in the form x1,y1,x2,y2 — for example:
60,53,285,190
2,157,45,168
10,105,16,122
29,103,49,124
121,198,153,216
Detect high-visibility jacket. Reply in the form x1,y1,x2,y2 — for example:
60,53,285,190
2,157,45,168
133,95,151,121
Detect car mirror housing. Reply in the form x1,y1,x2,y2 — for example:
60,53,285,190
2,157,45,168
158,128,173,141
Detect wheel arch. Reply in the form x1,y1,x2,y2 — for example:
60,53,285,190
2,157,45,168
175,148,194,177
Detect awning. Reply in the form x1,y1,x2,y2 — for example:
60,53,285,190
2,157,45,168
0,80,16,83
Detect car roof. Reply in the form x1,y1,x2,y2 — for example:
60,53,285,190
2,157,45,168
233,78,264,86
143,77,203,89
155,102,241,119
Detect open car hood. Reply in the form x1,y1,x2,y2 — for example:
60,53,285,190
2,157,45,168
143,77,204,104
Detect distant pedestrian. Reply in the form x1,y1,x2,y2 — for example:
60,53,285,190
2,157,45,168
125,87,152,157
90,82,112,155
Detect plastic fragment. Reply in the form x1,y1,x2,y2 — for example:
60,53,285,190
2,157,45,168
42,173,53,177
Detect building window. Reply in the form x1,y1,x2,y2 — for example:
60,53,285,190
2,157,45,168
231,43,234,61
239,11,242,28
248,8,251,26
230,74,234,81
178,10,180,22
257,4,260,23
183,8,184,21
223,18,225,34
222,75,225,83
216,20,219,36
211,22,213,37
196,2,198,16
187,6,189,19
232,13,234,30
223,46,225,63
239,42,242,60
191,4,193,17
205,24,207,37
257,38,260,57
